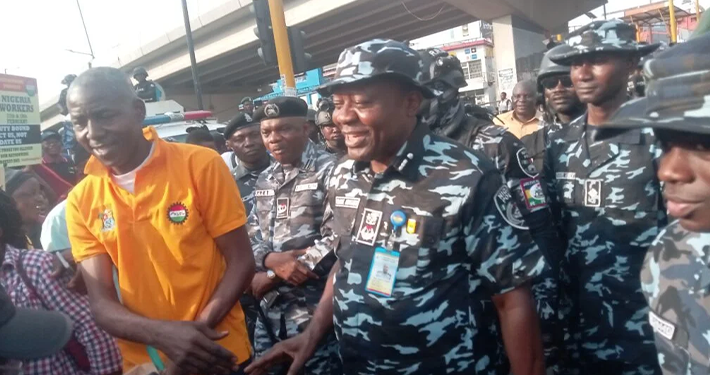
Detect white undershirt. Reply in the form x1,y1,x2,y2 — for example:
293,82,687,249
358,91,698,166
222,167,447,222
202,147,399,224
111,143,155,194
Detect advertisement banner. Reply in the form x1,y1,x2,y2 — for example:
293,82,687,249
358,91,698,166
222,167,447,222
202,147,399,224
0,74,41,167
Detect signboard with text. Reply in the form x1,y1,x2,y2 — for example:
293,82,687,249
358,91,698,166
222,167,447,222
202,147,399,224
0,74,41,167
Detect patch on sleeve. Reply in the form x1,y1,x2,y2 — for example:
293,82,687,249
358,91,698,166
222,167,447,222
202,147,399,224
649,311,675,341
516,148,539,178
494,185,529,230
520,178,547,209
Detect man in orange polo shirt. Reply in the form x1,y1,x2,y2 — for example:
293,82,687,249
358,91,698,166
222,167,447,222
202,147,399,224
65,67,255,375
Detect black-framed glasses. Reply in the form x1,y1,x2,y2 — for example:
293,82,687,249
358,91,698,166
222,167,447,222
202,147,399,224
541,75,573,90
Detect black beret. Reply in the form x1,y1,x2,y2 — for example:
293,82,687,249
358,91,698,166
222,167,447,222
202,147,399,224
253,96,308,122
222,112,257,139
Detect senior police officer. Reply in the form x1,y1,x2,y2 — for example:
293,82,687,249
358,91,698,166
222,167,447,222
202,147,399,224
247,39,547,375
246,96,340,374
224,113,272,215
544,20,665,374
314,97,346,156
523,44,585,174
418,47,564,372
598,33,710,375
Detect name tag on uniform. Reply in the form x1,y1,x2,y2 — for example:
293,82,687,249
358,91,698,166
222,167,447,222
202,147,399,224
556,172,576,180
649,311,676,340
295,183,318,192
335,196,360,209
365,247,400,298
255,189,275,197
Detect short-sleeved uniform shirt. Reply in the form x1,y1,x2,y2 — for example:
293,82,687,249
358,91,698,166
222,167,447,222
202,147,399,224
327,123,546,374
67,127,251,368
642,221,710,375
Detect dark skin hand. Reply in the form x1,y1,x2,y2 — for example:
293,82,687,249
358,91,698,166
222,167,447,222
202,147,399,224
80,226,254,374
250,272,281,300
49,249,86,294
246,262,339,375
264,249,318,286
492,285,545,375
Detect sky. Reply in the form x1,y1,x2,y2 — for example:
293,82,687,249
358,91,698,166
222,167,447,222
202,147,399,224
2,0,708,108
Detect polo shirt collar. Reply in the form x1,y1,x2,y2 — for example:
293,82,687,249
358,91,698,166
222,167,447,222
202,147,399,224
84,127,163,178
352,121,428,181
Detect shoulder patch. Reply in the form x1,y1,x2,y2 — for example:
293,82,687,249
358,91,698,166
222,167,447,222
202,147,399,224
494,185,528,230
516,148,538,178
520,178,547,209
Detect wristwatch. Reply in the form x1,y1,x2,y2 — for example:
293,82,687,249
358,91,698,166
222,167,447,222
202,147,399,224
266,270,276,280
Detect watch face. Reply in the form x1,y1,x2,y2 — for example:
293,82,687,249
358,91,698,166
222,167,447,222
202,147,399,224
267,270,275,279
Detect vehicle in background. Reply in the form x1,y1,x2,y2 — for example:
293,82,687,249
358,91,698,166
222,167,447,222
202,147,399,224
143,100,225,143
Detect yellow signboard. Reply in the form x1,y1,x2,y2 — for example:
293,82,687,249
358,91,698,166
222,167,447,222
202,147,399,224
0,74,41,167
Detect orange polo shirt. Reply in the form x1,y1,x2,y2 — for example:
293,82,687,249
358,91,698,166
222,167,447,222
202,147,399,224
66,127,251,368
494,111,541,139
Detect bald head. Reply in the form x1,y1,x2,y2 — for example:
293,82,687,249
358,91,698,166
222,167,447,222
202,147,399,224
68,67,151,174
68,67,138,104
512,80,537,120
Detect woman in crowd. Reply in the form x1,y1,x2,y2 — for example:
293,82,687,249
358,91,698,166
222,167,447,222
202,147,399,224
0,189,123,374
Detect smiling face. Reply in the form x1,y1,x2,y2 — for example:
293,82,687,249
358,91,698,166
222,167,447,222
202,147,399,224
542,73,581,116
570,52,636,106
331,79,422,164
10,177,43,226
68,81,146,173
42,136,62,158
260,117,309,165
657,130,710,232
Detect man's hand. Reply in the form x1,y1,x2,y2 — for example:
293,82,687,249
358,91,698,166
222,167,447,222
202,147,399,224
50,252,86,294
251,272,278,300
245,331,318,375
264,250,318,286
153,321,237,375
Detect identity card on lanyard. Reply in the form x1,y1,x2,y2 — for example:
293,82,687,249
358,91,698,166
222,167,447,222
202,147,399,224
365,210,407,297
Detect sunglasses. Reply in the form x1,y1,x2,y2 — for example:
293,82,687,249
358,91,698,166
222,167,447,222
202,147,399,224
541,76,573,90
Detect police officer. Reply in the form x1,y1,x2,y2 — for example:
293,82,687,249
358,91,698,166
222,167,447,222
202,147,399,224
314,97,346,156
597,33,710,375
247,96,340,374
223,113,272,215
247,39,546,375
544,20,664,374
132,67,164,103
418,47,564,372
241,97,255,116
524,44,585,174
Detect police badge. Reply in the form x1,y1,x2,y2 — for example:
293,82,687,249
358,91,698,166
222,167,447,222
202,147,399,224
584,179,603,207
356,209,383,246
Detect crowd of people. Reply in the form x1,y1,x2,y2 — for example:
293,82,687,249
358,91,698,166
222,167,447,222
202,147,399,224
0,16,709,375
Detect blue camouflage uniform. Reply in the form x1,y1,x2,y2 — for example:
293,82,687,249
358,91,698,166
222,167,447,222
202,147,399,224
248,132,340,373
316,39,548,375
544,19,665,374
597,32,710,375
419,47,563,371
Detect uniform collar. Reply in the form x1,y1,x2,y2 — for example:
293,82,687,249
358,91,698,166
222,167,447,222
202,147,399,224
352,121,428,181
84,127,162,178
577,114,644,145
233,156,272,180
270,140,319,178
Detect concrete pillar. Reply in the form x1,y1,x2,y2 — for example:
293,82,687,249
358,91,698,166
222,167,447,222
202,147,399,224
492,14,547,98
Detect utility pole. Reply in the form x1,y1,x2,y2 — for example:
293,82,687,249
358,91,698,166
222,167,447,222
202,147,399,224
75,0,95,68
181,0,204,109
669,0,678,43
267,0,296,96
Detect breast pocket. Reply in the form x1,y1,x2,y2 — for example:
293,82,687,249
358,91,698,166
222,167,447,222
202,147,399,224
395,216,446,288
555,178,577,206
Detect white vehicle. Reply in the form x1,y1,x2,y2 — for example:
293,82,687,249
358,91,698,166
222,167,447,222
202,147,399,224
143,100,225,143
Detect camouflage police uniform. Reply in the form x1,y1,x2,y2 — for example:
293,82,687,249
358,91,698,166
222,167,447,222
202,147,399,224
597,33,710,375
248,100,340,374
318,39,547,375
234,160,272,216
523,44,583,177
419,48,563,371
544,20,664,374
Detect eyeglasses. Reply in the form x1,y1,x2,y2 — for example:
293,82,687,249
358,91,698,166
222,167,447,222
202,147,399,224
540,76,573,90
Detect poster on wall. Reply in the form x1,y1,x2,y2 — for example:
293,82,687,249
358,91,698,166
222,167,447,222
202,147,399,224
498,68,515,92
0,74,41,168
